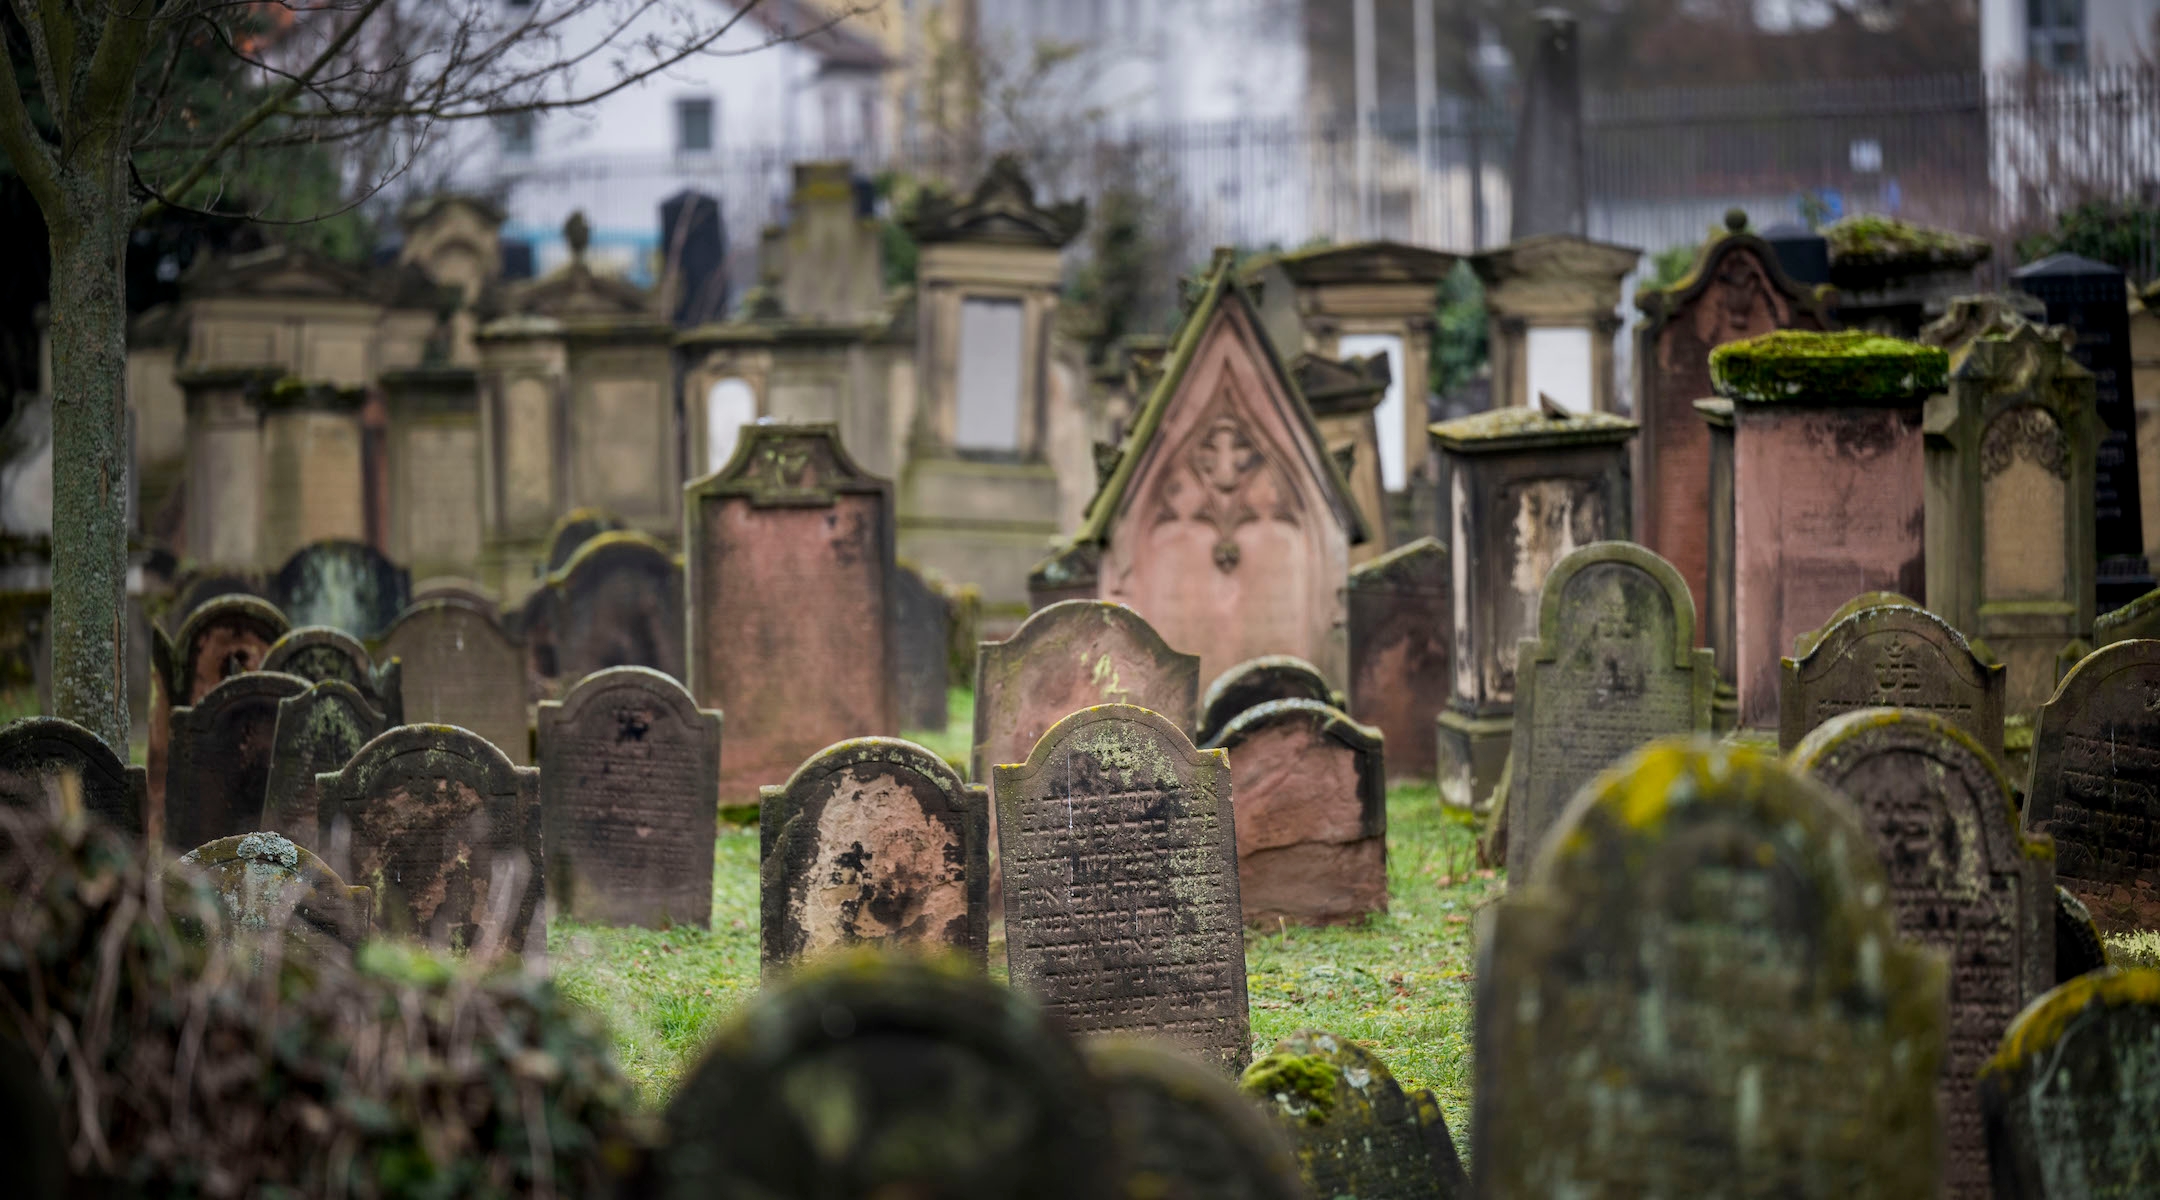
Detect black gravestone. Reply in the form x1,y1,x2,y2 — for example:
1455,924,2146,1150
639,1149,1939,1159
660,189,729,327
273,540,412,640
261,680,388,850
0,716,148,837
165,671,312,852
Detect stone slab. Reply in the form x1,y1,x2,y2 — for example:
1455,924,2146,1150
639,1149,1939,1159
261,679,388,852
381,599,531,765
165,671,312,853
0,716,148,837
1978,968,2160,1198
1347,537,1450,781
1780,601,2006,755
2024,638,2160,934
1197,655,1340,748
1205,699,1386,927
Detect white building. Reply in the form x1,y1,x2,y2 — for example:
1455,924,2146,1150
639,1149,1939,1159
1980,0,2159,73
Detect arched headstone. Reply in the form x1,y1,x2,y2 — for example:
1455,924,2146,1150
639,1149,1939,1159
261,680,389,850
1092,1039,1307,1200
1780,599,2005,755
1196,654,1340,747
381,599,531,765
165,671,312,852
175,831,372,969
2025,638,2160,934
1204,699,1386,927
541,507,626,575
0,716,147,836
262,625,402,721
1979,968,2160,1197
272,540,410,640
524,530,685,697
972,599,1200,782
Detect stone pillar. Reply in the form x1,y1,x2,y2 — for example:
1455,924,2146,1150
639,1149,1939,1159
257,380,368,569
1509,8,1585,240
381,367,485,581
1428,407,1636,811
1696,398,1739,731
179,367,283,568
474,321,569,599
2135,282,2160,569
1473,236,1639,415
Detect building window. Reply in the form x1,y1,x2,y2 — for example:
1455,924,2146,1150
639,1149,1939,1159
2028,0,2085,73
676,97,715,154
955,298,1026,454
497,111,536,158
705,378,757,472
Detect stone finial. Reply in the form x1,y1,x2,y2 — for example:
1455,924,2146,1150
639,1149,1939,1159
1725,208,1749,232
564,211,591,260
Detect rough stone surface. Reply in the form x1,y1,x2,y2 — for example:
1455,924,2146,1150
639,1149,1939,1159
1197,655,1340,747
2024,639,2160,934
1978,968,2160,1198
271,539,410,640
0,716,148,836
261,680,388,851
2055,886,2110,984
1347,538,1450,781
994,704,1249,1071
150,594,289,822
262,625,402,721
893,563,952,732
973,600,1200,780
1781,600,2005,755
1791,708,2056,1200
1092,1039,1307,1200
542,507,626,574
1242,1029,1468,1200
2093,583,2160,646
381,599,532,765
1204,699,1385,927
537,667,720,930
760,737,987,971
522,531,685,698
165,671,312,853
175,830,372,969
1476,739,1947,1198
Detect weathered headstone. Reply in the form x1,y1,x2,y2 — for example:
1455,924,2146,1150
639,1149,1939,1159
1091,1039,1308,1200
150,594,290,821
537,666,720,929
1347,537,1450,781
892,562,952,732
2092,582,2160,646
1791,708,2056,1200
1697,398,1740,728
1204,699,1386,927
1978,967,2160,1197
1243,1029,1469,1200
272,539,411,640
316,724,544,955
522,530,686,697
994,704,1249,1071
1197,655,1341,747
2024,638,2160,934
260,679,388,852
1780,599,2007,754
262,625,402,721
1507,541,1713,872
0,716,148,836
760,738,987,972
542,506,626,574
381,598,532,765
1476,740,1947,1197
175,830,372,969
659,953,1119,1200
971,599,1200,783
686,423,895,803
165,671,311,853
2055,885,2110,985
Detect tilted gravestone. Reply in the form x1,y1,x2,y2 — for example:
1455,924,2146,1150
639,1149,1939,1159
1978,967,2160,1197
1476,740,1947,1197
381,598,531,765
0,716,148,836
537,666,720,930
2054,885,2110,985
165,671,312,853
272,539,410,640
2093,582,2160,646
542,506,626,574
260,680,388,850
1090,1039,1308,1200
261,625,402,721
971,599,1201,784
760,737,987,972
175,831,372,970
150,594,289,818
1204,699,1385,927
1346,537,1450,781
1507,541,1713,873
994,704,1249,1071
1196,655,1341,747
1791,708,2055,1200
2024,638,2160,934
892,562,952,732
659,954,1119,1200
521,530,686,698
1780,599,2006,755
317,724,544,955
1242,1028,1469,1200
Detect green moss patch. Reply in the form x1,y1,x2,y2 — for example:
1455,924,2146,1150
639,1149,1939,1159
1240,1052,1342,1124
1825,215,1990,268
1710,329,1947,405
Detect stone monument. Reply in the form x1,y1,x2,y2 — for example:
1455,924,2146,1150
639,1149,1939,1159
2024,638,2160,934
1204,699,1386,928
1779,598,2006,755
1346,537,1450,781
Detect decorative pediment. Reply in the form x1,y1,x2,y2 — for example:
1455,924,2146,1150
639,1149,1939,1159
910,154,1084,249
1256,240,1459,287
689,422,888,508
1636,212,1829,334
180,244,381,303
511,213,654,319
1291,351,1391,416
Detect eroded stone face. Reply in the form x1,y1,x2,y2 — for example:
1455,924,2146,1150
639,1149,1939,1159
1208,700,1385,928
2026,640,2160,935
1780,604,2003,756
382,601,530,766
262,681,387,851
273,541,409,640
1979,969,2160,1197
176,830,371,971
972,601,1199,783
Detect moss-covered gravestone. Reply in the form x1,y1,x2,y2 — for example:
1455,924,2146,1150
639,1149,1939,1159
892,562,952,732
1092,1039,1307,1200
1196,654,1342,746
520,530,685,698
165,671,312,853
381,598,531,765
2055,886,2110,984
1242,1029,1468,1200
1978,968,2160,1197
995,704,1249,1071
0,716,148,836
2092,583,2160,647
1204,699,1386,927
537,667,719,930
175,831,372,970
1346,537,1450,780
260,680,388,849
659,953,1118,1200
316,725,544,955
1791,708,2055,1200
1476,739,1947,1198
1507,541,1713,873
2024,638,2160,934
272,539,411,640
262,625,403,722
760,737,987,972
1779,598,2005,757
971,599,1200,783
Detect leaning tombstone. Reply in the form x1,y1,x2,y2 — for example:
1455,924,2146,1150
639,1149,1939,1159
522,530,686,697
1242,1029,1468,1200
1091,1039,1308,1200
260,680,388,851
381,598,532,765
658,953,1119,1200
1506,541,1714,872
2024,637,2160,934
316,724,544,955
537,667,720,930
1978,967,2160,1198
1346,537,1450,781
892,562,952,732
972,599,1200,782
0,716,148,835
1476,739,1947,1197
262,625,402,721
1780,599,2006,755
542,506,626,574
1196,655,1341,747
164,671,312,853
174,831,372,971
1791,708,2055,1200
995,704,1248,1070
272,539,411,640
1204,699,1386,927
2055,885,2110,984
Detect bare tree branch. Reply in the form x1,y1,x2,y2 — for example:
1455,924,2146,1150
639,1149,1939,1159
0,19,63,215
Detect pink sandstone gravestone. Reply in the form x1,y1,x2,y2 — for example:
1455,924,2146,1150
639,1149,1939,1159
1345,537,1450,781
1202,699,1386,927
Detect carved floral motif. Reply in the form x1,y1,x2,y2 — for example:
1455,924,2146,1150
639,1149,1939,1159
1980,406,2068,483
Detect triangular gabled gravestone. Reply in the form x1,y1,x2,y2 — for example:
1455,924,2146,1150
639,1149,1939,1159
520,530,686,698
686,423,896,804
261,625,402,721
1067,251,1367,690
1979,968,2160,1197
1197,655,1341,747
0,717,148,836
381,599,532,765
1476,740,1947,1197
1347,537,1450,781
1791,708,2056,1200
759,738,987,973
1205,699,1386,927
317,725,544,956
1091,1040,1308,1200
272,539,410,640
537,666,720,930
1507,541,1713,873
1781,599,2006,755
260,680,388,850
971,600,1200,783
165,671,312,853
994,704,1249,1072
1242,1029,1469,1200
2024,638,2160,935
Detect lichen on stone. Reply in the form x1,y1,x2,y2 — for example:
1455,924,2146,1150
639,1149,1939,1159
1824,215,1990,268
1239,1052,1341,1125
1983,967,2160,1077
1709,329,1947,405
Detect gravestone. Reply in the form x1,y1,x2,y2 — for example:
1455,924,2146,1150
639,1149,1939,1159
272,539,410,640
971,599,1200,784
686,423,895,803
537,666,720,929
2055,885,2110,985
1090,1040,1308,1200
262,625,402,721
316,724,544,955
1919,292,2048,355
523,531,685,697
1204,699,1386,927
892,562,952,732
1780,600,2006,754
164,671,311,853
1243,1029,1469,1200
1346,537,1450,781
2092,583,2160,646
260,680,388,850
1507,541,1714,873
1197,655,1341,747
542,507,625,574
162,571,271,632
1697,398,1739,727
994,704,1249,1071
659,953,1119,1200
1978,967,2160,1198
2024,638,2160,934
1476,740,1947,1198
151,594,290,819
1791,708,2056,1200
0,716,148,835
381,599,531,765
175,830,372,968
760,738,987,972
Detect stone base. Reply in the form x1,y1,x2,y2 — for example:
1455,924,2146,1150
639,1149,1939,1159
1239,837,1387,928
1711,682,1739,734
1436,709,1511,814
